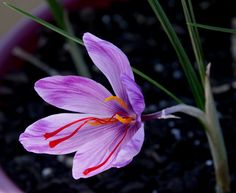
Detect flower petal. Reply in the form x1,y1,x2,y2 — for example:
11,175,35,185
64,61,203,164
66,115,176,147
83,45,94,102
20,113,92,154
83,33,134,102
72,122,144,179
20,113,123,155
112,124,144,168
35,75,115,115
72,123,130,179
121,74,145,115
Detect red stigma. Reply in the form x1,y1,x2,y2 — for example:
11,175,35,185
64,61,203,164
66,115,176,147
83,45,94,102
83,125,128,176
43,113,119,148
43,113,130,175
48,120,89,148
43,117,90,140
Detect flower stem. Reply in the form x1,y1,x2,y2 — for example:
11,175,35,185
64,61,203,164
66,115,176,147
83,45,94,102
13,47,59,76
141,104,206,122
142,101,230,193
205,65,230,193
205,125,230,193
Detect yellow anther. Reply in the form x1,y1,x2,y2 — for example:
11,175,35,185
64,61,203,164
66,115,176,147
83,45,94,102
115,114,133,124
104,96,128,109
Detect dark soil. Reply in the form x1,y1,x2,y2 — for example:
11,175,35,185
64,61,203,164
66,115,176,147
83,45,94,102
1,0,236,193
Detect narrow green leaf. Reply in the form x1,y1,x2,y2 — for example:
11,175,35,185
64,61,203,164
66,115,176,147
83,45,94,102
188,23,236,34
148,0,204,109
187,0,204,60
181,0,205,85
3,2,84,46
3,1,183,104
46,0,65,29
132,67,183,104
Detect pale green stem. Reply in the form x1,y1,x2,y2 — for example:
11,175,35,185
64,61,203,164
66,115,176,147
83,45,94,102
64,12,91,77
205,64,230,193
142,94,230,193
13,47,59,76
205,123,230,193
46,0,91,77
141,104,205,122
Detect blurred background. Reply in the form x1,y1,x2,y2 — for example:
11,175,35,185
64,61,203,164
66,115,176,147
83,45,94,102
0,0,236,193
0,0,41,38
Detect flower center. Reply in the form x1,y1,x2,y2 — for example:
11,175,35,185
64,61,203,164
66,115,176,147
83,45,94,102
43,95,133,175
103,95,135,124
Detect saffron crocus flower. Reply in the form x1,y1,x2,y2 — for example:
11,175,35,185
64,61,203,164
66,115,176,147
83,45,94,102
20,33,145,179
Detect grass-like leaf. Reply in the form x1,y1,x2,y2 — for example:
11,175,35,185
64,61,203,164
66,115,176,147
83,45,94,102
3,2,182,104
3,2,84,46
189,23,236,34
181,0,205,85
148,0,204,109
132,67,182,104
46,0,65,29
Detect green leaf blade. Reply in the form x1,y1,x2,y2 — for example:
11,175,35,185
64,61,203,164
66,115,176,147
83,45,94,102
181,0,205,85
188,23,236,34
46,0,65,29
148,0,204,109
3,1,183,105
3,2,84,46
132,67,183,104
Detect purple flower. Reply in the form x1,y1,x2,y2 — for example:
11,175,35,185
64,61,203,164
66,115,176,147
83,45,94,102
20,33,145,179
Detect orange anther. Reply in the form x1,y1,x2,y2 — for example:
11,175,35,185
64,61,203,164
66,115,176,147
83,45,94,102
104,96,128,109
115,114,133,124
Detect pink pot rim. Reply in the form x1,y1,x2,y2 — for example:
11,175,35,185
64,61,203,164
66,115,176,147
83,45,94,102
0,166,23,193
0,2,54,74
0,0,120,75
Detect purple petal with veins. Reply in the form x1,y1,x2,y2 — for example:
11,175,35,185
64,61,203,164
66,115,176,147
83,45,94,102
20,32,145,179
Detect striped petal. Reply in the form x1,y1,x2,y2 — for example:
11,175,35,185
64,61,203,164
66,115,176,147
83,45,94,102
112,124,144,168
35,75,116,115
72,123,144,179
121,74,145,115
83,33,134,103
20,113,124,155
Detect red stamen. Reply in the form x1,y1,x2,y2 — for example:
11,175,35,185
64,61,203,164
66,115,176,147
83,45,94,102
83,125,129,176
